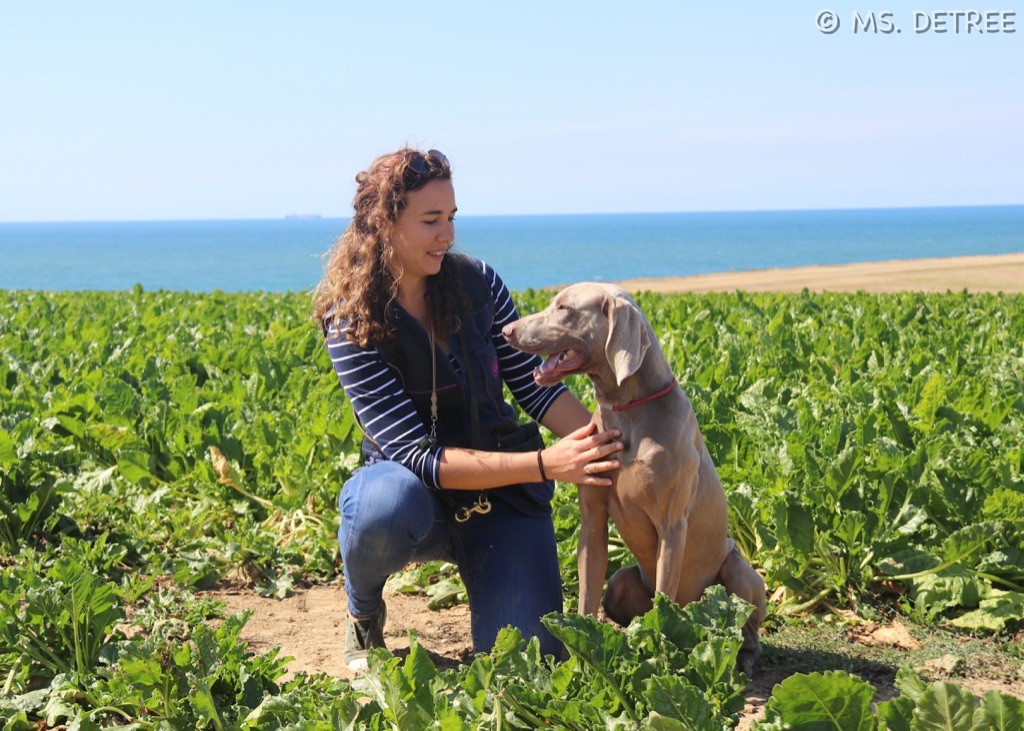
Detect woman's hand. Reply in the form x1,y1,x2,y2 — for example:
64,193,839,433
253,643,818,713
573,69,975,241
541,421,623,486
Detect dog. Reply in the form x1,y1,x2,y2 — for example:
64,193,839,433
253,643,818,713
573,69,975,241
504,283,765,675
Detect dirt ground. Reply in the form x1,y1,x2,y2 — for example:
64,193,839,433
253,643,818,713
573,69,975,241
207,583,474,682
205,583,1022,728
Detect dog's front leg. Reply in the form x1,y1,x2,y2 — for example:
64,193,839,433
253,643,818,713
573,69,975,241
577,484,610,615
655,518,686,600
655,447,698,602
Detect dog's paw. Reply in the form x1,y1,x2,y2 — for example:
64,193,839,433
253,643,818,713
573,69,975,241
736,643,762,679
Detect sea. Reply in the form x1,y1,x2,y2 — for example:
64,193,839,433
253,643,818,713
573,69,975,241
1,205,1022,293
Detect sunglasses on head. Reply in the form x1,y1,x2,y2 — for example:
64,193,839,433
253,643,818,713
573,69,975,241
405,149,449,179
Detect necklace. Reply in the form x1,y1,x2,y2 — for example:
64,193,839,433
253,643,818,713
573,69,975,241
427,326,439,447
416,326,439,450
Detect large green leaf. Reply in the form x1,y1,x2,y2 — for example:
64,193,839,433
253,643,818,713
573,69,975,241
973,690,1023,731
949,590,1024,632
877,696,915,731
759,671,875,730
942,523,998,565
0,428,17,469
642,675,720,730
911,681,977,730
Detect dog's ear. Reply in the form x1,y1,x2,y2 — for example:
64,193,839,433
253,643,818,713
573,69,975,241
604,294,650,386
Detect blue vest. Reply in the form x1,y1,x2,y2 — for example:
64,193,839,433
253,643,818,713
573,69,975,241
364,255,553,517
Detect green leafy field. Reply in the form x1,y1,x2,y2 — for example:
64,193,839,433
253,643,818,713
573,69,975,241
2,288,1022,728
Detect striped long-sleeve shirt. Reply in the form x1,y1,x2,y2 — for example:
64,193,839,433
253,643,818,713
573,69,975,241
325,259,567,490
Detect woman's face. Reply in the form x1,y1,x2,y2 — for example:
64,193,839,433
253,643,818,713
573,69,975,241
390,179,457,287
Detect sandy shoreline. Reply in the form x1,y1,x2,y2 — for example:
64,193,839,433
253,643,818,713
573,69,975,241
613,252,1024,295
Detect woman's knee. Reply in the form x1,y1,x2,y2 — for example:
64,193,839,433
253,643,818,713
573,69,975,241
339,461,440,554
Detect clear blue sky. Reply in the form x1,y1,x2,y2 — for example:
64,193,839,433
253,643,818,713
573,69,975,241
1,2,1020,222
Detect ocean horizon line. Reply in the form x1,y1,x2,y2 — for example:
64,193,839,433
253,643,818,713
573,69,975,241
6,252,1024,296
4,205,1022,293
2,202,1022,226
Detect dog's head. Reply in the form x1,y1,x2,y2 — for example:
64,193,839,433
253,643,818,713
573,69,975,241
503,283,651,388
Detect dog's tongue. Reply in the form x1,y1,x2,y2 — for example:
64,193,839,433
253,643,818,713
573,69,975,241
535,349,582,383
536,352,568,379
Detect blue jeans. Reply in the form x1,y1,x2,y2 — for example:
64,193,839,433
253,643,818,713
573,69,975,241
338,460,564,657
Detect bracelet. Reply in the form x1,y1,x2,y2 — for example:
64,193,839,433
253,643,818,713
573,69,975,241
536,448,549,482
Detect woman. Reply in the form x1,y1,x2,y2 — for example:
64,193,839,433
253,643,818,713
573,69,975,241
313,147,622,671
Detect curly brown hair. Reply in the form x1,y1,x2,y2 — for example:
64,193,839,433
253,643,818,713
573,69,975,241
312,147,465,347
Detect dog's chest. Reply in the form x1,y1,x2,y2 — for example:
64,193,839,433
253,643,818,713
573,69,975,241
597,407,682,468
607,434,672,502
597,407,694,506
